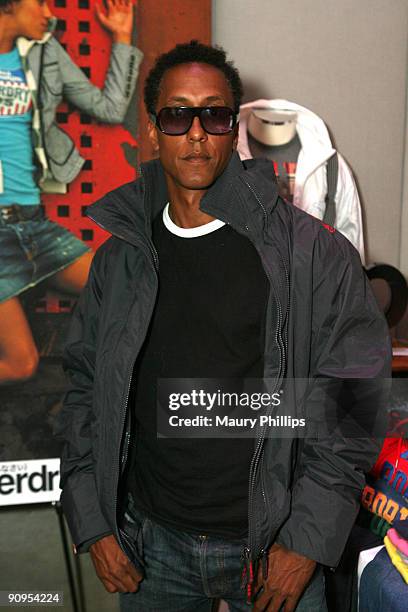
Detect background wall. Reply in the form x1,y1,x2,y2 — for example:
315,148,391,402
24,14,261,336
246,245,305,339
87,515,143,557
213,0,408,273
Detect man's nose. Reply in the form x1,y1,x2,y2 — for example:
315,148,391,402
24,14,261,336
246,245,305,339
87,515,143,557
43,2,53,19
188,116,207,141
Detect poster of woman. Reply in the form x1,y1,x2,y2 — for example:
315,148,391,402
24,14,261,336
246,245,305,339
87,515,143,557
0,0,211,471
0,0,141,385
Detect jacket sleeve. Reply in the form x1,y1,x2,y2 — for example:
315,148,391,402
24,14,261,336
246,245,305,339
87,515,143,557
334,153,366,265
54,248,112,550
276,229,391,566
54,38,142,123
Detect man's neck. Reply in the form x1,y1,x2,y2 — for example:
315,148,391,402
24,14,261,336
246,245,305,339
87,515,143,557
166,185,216,228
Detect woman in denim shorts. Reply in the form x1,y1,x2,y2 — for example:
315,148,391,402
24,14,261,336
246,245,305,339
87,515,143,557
0,0,140,383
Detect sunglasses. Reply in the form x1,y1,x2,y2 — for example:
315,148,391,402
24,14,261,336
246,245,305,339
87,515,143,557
150,106,239,135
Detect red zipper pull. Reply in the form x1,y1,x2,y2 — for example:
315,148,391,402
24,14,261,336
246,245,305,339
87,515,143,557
242,547,254,604
247,558,254,602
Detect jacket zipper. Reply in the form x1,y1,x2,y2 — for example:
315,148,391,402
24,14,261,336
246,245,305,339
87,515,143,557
241,179,289,601
204,179,287,579
113,238,158,554
121,431,131,470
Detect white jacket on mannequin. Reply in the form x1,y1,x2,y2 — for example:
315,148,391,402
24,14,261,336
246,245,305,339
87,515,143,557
238,99,365,264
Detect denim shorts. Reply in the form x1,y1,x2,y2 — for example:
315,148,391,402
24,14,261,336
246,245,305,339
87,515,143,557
0,205,91,303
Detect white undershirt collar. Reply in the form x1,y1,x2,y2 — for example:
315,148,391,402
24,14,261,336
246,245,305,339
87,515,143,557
162,203,225,238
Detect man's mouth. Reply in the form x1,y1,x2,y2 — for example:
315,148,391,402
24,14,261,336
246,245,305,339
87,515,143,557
182,153,211,163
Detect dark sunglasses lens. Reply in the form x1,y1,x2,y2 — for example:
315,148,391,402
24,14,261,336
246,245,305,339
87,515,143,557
201,107,234,133
158,107,192,134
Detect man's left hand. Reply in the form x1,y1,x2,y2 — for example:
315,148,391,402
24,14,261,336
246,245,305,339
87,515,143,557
95,0,135,45
252,543,316,612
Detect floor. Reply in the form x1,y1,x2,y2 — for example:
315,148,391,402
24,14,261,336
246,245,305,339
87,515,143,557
0,504,119,612
0,504,230,612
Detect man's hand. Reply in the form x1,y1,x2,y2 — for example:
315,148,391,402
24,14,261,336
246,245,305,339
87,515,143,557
90,534,143,593
95,0,135,45
252,543,316,612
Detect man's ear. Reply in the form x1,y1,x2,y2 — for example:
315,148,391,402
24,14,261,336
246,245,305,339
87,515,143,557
147,119,160,152
0,4,13,15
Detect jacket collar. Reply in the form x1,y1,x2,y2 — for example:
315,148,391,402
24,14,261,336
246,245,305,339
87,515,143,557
86,151,280,247
16,33,51,57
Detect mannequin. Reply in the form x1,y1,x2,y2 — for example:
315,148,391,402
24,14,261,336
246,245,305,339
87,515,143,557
238,99,365,263
247,109,300,204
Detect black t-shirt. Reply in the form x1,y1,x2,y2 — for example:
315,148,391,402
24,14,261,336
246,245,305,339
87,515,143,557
126,207,269,538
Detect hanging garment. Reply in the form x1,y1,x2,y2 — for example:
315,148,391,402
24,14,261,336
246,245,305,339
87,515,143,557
238,99,365,263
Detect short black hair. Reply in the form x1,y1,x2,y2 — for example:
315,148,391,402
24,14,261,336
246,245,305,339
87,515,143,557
144,40,243,115
0,0,20,10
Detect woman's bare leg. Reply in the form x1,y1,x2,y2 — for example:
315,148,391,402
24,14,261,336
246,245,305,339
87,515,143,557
48,251,94,294
0,252,93,384
0,297,39,383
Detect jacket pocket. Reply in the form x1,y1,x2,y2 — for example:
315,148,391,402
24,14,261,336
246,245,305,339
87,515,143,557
42,62,63,97
119,505,149,576
44,123,75,166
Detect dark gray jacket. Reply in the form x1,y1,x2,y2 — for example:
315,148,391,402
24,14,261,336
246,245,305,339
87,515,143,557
56,152,391,570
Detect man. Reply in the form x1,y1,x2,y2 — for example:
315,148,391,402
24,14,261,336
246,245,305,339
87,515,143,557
56,41,391,611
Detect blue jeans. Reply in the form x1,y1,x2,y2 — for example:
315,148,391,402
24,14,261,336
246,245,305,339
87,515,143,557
359,547,407,612
119,503,327,611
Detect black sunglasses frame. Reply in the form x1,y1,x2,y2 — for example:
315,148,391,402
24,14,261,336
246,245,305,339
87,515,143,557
150,106,240,136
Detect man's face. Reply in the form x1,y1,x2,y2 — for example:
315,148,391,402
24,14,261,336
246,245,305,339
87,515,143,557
147,62,239,194
9,0,52,41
